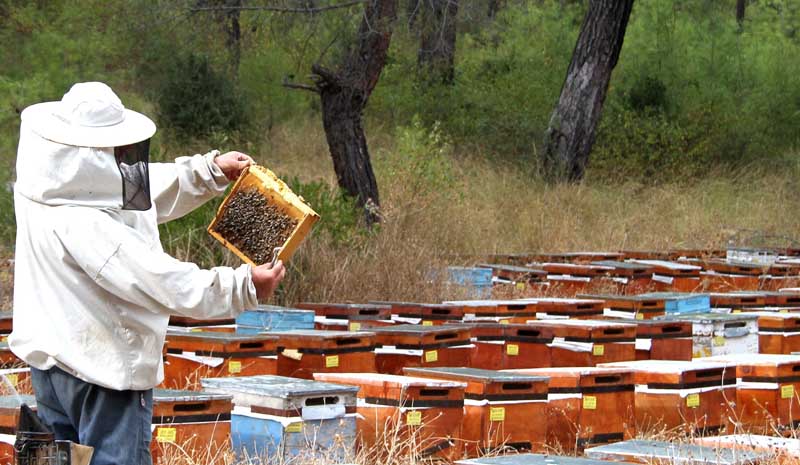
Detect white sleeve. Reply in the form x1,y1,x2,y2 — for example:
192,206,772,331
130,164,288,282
55,212,259,319
149,151,229,224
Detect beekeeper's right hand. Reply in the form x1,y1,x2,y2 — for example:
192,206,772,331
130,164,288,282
252,260,286,300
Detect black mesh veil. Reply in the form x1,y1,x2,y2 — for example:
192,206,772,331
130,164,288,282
114,139,151,211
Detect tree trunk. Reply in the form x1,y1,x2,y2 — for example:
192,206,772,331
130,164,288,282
312,0,398,226
541,0,634,182
418,0,459,84
736,0,746,27
225,0,242,74
487,0,503,18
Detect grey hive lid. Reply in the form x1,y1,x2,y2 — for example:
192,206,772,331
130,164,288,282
404,367,549,383
251,305,314,314
268,329,376,338
657,312,758,323
153,389,232,403
585,439,766,465
456,453,640,465
368,324,469,334
166,331,278,342
201,375,359,399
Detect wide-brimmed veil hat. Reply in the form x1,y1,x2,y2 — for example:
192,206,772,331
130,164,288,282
21,82,156,148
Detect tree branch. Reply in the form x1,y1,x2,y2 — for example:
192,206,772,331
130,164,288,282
281,77,320,93
190,1,366,14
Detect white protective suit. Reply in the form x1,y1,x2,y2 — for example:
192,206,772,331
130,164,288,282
9,119,259,391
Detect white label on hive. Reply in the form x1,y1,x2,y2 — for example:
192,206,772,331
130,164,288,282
156,427,177,443
713,336,726,347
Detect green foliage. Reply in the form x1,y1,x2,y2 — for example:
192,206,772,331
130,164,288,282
286,177,364,246
155,53,245,139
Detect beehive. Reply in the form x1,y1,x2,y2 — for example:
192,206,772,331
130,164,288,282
371,301,464,326
579,294,666,321
656,312,759,358
201,375,358,463
754,312,800,354
314,372,465,461
628,320,693,361
369,324,472,375
0,395,36,465
599,360,737,435
468,323,554,370
270,330,377,379
404,367,550,455
151,389,232,464
235,305,315,334
532,320,637,367
162,331,279,388
208,165,319,265
456,453,640,465
700,353,800,434
507,367,636,452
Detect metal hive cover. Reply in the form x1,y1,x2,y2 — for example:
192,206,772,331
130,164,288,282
404,367,549,383
201,375,359,399
153,389,232,403
456,453,640,465
166,331,278,342
269,329,376,338
658,312,758,323
369,324,468,334
585,439,766,465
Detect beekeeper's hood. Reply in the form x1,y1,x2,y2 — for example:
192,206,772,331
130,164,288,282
15,82,157,210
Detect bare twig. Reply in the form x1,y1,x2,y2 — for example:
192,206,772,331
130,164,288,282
281,77,320,93
190,0,366,14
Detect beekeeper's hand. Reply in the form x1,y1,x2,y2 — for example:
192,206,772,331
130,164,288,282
215,151,255,181
252,260,286,300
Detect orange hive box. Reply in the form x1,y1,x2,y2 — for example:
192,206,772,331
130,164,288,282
0,342,23,369
404,367,550,456
296,302,393,331
755,312,800,354
208,165,319,265
629,260,702,293
151,389,232,464
467,323,555,370
370,301,465,326
162,331,279,389
527,252,625,264
709,292,768,311
443,300,538,321
517,298,606,321
0,395,37,465
588,261,656,294
699,353,800,435
0,312,10,343
628,320,693,361
271,329,377,379
578,294,666,321
370,325,472,375
507,366,635,452
599,360,737,436
695,434,800,465
314,372,466,461
531,320,637,367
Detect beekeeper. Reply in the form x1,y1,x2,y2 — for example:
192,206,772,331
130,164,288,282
9,82,285,465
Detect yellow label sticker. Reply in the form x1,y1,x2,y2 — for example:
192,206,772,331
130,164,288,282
228,361,242,374
349,322,361,331
516,282,526,290
506,344,519,356
406,411,422,426
326,355,340,368
583,396,597,410
156,427,177,443
285,422,303,433
425,350,438,363
5,374,18,386
490,407,506,422
781,385,795,399
732,309,741,314
190,328,203,333
781,309,790,313
422,320,434,326
686,393,700,408
635,313,644,320
713,336,726,347
593,345,605,356
500,320,510,325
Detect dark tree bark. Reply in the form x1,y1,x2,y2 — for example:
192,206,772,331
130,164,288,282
310,0,398,226
225,0,242,73
541,0,634,182
736,0,746,27
487,0,503,19
418,0,459,84
406,0,421,28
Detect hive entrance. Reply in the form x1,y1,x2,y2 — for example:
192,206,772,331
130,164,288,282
212,188,299,265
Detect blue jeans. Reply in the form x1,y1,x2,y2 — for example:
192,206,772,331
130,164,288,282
30,366,153,465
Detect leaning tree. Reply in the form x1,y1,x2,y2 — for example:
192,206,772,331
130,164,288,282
541,0,635,182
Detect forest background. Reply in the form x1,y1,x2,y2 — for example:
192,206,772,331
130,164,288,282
1,0,800,306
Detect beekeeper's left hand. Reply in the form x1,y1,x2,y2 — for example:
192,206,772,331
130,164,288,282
215,151,255,181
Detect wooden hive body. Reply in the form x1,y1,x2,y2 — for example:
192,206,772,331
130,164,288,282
162,331,279,389
150,389,232,464
270,330,377,379
519,298,606,321
533,320,637,367
0,312,11,342
207,165,319,265
456,453,640,465
314,372,466,461
599,360,737,436
579,294,665,321
444,300,538,320
700,354,800,434
202,375,358,463
629,320,693,361
371,325,472,375
370,301,465,326
468,323,554,370
657,312,759,358
404,367,550,456
508,367,635,452
754,313,800,354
